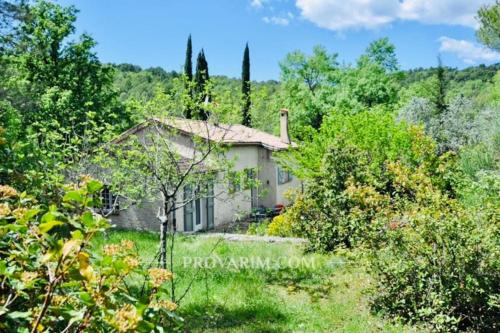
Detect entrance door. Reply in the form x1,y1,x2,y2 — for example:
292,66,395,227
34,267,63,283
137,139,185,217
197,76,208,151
183,186,194,232
206,181,214,229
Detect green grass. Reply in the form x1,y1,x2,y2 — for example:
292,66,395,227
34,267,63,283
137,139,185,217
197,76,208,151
93,230,424,333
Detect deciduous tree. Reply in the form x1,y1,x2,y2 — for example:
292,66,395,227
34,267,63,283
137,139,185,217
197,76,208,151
476,1,500,51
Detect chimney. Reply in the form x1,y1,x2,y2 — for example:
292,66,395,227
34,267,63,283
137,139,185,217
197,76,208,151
279,109,291,144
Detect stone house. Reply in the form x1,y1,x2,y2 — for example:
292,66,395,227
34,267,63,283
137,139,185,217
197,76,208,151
105,109,300,232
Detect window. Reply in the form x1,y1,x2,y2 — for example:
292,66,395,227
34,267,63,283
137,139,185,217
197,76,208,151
277,167,293,185
183,185,194,231
206,181,214,229
244,168,257,189
101,186,119,215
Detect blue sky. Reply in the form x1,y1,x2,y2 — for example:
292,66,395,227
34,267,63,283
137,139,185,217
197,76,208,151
58,0,500,81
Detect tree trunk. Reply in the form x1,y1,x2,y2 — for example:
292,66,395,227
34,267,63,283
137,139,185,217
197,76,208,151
157,193,169,269
159,220,168,269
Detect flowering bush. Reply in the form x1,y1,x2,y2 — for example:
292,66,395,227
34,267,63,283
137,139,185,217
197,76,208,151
266,214,295,237
0,180,179,332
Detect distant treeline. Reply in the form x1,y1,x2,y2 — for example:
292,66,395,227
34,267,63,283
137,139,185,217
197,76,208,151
111,62,499,102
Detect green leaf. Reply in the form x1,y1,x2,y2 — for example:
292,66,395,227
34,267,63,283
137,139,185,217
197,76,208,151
39,220,64,233
71,230,84,240
0,260,6,275
78,292,93,306
41,211,56,223
86,180,103,193
63,191,84,203
81,211,95,227
8,310,32,319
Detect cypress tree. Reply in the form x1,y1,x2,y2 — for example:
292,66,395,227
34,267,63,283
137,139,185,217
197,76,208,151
184,35,193,80
195,49,210,120
184,35,193,118
435,56,447,115
241,43,251,127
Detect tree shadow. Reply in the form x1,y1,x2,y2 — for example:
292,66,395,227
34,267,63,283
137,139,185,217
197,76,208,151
180,302,288,332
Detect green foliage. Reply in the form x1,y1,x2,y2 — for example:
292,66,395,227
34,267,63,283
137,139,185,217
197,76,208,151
276,40,401,137
112,64,179,102
365,37,399,72
369,201,499,332
283,110,435,180
435,57,448,115
266,214,295,237
335,58,400,112
246,220,269,236
0,0,28,51
476,1,500,51
0,0,129,197
184,34,193,118
14,0,127,133
184,34,193,81
0,181,180,332
278,45,339,131
282,111,444,252
399,68,500,154
280,103,498,331
194,49,210,120
401,64,499,88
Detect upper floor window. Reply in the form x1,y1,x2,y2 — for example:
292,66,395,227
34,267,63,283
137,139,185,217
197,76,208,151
277,167,293,185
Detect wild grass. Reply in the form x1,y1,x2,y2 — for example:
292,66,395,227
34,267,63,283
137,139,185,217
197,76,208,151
92,230,425,333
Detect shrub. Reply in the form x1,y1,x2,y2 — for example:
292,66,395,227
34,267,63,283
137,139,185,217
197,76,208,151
285,134,449,252
369,202,499,332
266,214,294,237
287,143,371,251
246,220,269,236
0,180,179,332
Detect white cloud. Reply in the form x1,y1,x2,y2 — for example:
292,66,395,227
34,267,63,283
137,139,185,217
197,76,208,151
399,0,487,28
251,0,266,9
295,0,397,31
438,36,500,64
295,0,495,31
263,15,290,26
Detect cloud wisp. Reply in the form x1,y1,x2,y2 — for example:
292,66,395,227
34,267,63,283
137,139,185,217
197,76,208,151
262,15,290,26
438,36,500,64
250,0,266,9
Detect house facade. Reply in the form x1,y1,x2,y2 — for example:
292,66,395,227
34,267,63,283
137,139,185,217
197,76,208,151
108,109,300,232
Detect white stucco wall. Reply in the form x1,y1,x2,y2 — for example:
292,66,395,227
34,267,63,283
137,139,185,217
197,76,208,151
276,175,301,206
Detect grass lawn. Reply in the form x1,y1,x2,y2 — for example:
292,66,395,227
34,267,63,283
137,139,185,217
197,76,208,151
93,230,424,333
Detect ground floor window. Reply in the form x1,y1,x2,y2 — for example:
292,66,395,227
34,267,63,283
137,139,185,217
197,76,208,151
101,186,119,215
183,185,194,232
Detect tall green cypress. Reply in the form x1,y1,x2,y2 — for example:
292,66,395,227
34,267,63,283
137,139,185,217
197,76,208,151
241,43,251,127
435,56,447,115
184,35,193,80
184,35,193,118
195,49,210,120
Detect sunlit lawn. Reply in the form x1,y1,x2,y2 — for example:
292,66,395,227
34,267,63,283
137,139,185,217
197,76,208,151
93,230,424,333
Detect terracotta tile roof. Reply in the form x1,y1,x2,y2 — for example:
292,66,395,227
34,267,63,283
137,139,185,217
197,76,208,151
113,118,296,151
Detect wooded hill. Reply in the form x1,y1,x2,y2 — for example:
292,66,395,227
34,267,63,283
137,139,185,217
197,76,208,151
112,62,499,103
